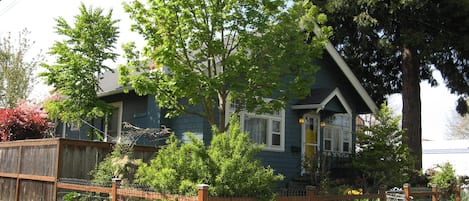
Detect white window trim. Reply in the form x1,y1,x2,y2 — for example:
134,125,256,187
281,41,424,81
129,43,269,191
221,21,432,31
104,101,123,142
322,114,352,154
226,101,285,152
69,122,80,131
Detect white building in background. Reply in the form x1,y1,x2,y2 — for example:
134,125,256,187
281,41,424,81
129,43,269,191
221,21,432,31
422,140,469,176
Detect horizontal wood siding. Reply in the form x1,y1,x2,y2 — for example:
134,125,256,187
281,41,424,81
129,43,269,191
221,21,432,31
258,105,302,185
0,177,16,200
169,110,205,141
145,95,161,128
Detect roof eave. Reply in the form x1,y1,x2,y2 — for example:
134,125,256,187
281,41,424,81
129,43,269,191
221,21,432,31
313,24,378,114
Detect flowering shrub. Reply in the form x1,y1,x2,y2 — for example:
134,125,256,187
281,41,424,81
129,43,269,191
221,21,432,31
0,101,53,141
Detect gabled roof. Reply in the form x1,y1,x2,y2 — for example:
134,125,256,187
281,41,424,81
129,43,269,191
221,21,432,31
292,88,352,114
313,25,378,113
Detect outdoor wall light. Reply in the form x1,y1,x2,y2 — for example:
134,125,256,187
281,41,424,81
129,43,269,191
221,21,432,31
298,117,305,124
320,121,326,127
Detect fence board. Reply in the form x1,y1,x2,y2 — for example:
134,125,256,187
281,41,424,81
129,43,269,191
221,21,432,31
117,188,197,201
59,144,108,179
18,180,55,201
20,145,57,176
0,177,16,200
0,147,19,173
57,182,112,194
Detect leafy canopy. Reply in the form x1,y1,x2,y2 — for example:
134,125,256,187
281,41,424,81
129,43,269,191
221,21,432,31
353,104,414,192
314,0,469,108
120,0,332,130
0,29,43,108
135,116,284,199
40,3,119,123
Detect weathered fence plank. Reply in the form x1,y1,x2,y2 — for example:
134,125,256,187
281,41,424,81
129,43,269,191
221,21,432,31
0,177,16,200
0,147,19,173
19,180,54,201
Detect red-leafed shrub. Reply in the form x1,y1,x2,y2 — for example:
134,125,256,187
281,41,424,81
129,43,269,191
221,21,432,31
0,101,53,142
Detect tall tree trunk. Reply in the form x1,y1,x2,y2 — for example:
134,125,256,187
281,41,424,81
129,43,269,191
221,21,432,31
218,93,226,133
401,46,422,170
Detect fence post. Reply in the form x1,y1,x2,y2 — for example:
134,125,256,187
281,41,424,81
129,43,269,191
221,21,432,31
403,183,411,201
112,178,121,201
378,185,387,201
455,184,461,201
198,184,209,201
306,186,316,201
431,184,438,201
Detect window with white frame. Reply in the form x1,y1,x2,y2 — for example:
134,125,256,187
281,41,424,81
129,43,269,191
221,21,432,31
104,102,123,142
322,114,352,153
227,102,285,151
69,122,80,131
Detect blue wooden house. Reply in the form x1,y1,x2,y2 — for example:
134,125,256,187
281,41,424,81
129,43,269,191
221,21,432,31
55,41,377,185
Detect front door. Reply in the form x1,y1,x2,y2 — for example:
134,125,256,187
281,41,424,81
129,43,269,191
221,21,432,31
302,113,320,174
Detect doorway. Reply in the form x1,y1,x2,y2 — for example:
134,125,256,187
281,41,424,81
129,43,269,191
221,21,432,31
301,113,320,174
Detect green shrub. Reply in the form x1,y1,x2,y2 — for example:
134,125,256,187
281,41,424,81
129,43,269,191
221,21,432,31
90,142,139,186
352,103,414,192
428,162,457,200
135,116,284,199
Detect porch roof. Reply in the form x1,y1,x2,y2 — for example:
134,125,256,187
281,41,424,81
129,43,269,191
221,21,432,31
291,88,351,114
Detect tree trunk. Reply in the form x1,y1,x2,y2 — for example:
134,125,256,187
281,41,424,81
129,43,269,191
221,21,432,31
217,92,228,133
401,46,422,170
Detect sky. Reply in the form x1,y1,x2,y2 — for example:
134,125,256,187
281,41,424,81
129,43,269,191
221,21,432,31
0,0,462,141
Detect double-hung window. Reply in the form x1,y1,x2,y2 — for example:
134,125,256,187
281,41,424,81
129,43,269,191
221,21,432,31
322,114,352,153
228,102,285,152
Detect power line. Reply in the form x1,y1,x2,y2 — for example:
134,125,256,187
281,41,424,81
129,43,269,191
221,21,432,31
0,0,23,18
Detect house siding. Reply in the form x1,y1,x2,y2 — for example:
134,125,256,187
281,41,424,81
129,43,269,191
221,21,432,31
58,92,162,146
165,106,207,142
257,104,303,185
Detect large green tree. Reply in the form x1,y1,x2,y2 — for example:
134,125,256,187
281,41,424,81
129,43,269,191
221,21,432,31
40,3,119,123
313,0,469,170
0,29,42,108
120,0,332,131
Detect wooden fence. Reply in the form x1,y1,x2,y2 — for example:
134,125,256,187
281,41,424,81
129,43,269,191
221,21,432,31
56,179,387,201
56,180,466,201
0,138,157,201
0,138,465,201
402,183,463,201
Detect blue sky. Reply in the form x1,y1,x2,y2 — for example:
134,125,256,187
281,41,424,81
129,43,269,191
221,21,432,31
0,0,461,140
